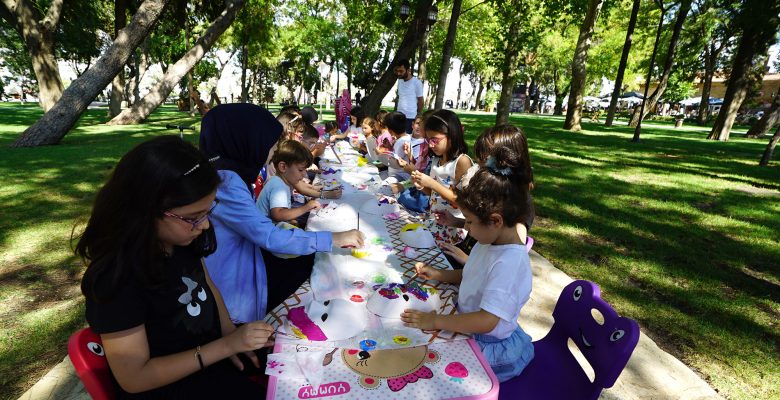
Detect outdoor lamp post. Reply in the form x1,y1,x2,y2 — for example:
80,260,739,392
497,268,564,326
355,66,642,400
427,5,438,29
400,0,410,21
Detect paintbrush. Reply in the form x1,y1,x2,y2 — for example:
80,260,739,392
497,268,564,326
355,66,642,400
408,252,442,283
330,144,342,164
274,329,302,340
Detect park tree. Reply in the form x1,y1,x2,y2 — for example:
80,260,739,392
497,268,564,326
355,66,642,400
231,0,276,102
12,0,169,147
527,24,576,115
604,0,640,126
563,0,605,131
0,1,111,111
108,0,245,125
493,0,542,125
109,0,130,118
361,0,435,117
759,125,780,166
433,0,463,109
0,0,66,111
745,54,780,138
628,0,692,129
451,0,496,110
691,0,735,126
707,0,780,141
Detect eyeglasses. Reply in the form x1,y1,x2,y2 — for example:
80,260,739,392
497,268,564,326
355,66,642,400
426,136,445,146
164,199,219,231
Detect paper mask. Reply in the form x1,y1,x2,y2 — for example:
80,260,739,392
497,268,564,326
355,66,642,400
288,299,367,341
360,196,400,216
399,224,436,248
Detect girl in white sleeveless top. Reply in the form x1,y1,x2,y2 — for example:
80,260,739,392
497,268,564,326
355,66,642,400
410,110,473,244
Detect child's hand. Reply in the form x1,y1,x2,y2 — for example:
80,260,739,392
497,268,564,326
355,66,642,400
401,309,438,330
306,199,322,210
332,229,365,248
440,242,468,266
414,262,441,281
329,136,337,143
390,182,406,194
411,170,434,189
225,321,275,355
433,210,462,227
403,142,413,160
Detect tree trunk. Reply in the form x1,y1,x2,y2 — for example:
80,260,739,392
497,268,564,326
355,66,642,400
240,44,248,103
361,0,434,117
473,77,484,111
108,0,244,125
697,43,717,126
496,15,523,125
12,0,169,147
346,51,353,98
455,63,464,109
746,95,780,138
334,60,340,102
1,0,66,111
417,31,429,82
554,85,568,115
708,1,780,141
132,38,150,104
631,1,666,142
434,0,463,109
759,125,780,166
563,0,605,131
495,48,518,125
109,0,129,118
605,0,640,126
628,0,691,127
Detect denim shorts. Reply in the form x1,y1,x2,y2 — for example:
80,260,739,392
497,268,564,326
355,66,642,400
474,326,534,382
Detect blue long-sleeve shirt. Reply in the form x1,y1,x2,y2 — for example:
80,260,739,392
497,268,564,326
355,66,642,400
204,170,332,323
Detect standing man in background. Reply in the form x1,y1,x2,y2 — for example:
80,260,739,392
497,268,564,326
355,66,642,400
394,59,424,134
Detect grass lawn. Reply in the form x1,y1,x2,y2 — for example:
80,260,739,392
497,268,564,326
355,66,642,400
0,103,778,399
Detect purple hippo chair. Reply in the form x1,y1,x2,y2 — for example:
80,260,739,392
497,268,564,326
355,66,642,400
499,280,639,400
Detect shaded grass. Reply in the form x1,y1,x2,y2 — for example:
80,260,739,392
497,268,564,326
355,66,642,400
0,103,778,399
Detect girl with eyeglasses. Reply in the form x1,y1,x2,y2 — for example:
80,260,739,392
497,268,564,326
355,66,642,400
76,136,273,397
410,109,473,245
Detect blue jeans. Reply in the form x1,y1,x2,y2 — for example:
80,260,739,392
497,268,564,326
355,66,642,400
405,118,415,135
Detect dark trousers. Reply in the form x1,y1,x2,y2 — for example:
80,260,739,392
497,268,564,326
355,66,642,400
261,249,316,313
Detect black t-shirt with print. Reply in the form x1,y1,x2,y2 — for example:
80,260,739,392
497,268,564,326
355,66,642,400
85,246,262,399
86,245,221,355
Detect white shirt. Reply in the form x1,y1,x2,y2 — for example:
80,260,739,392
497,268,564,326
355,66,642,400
410,138,425,159
388,134,412,180
255,175,291,218
458,243,531,339
397,76,423,119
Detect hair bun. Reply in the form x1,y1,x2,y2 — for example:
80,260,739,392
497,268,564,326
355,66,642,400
489,146,521,171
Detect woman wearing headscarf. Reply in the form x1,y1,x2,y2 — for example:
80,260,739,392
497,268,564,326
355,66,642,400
200,104,363,324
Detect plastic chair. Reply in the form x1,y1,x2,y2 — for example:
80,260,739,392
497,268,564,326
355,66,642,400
68,327,115,400
499,280,639,400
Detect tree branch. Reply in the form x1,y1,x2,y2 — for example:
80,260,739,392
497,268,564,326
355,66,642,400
0,1,16,25
42,0,64,32
460,0,488,16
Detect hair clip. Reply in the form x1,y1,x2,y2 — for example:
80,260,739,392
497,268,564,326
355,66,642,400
183,156,220,176
183,163,200,176
289,115,301,124
485,155,512,176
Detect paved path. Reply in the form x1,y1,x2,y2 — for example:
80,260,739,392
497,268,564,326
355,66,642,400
18,251,721,400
